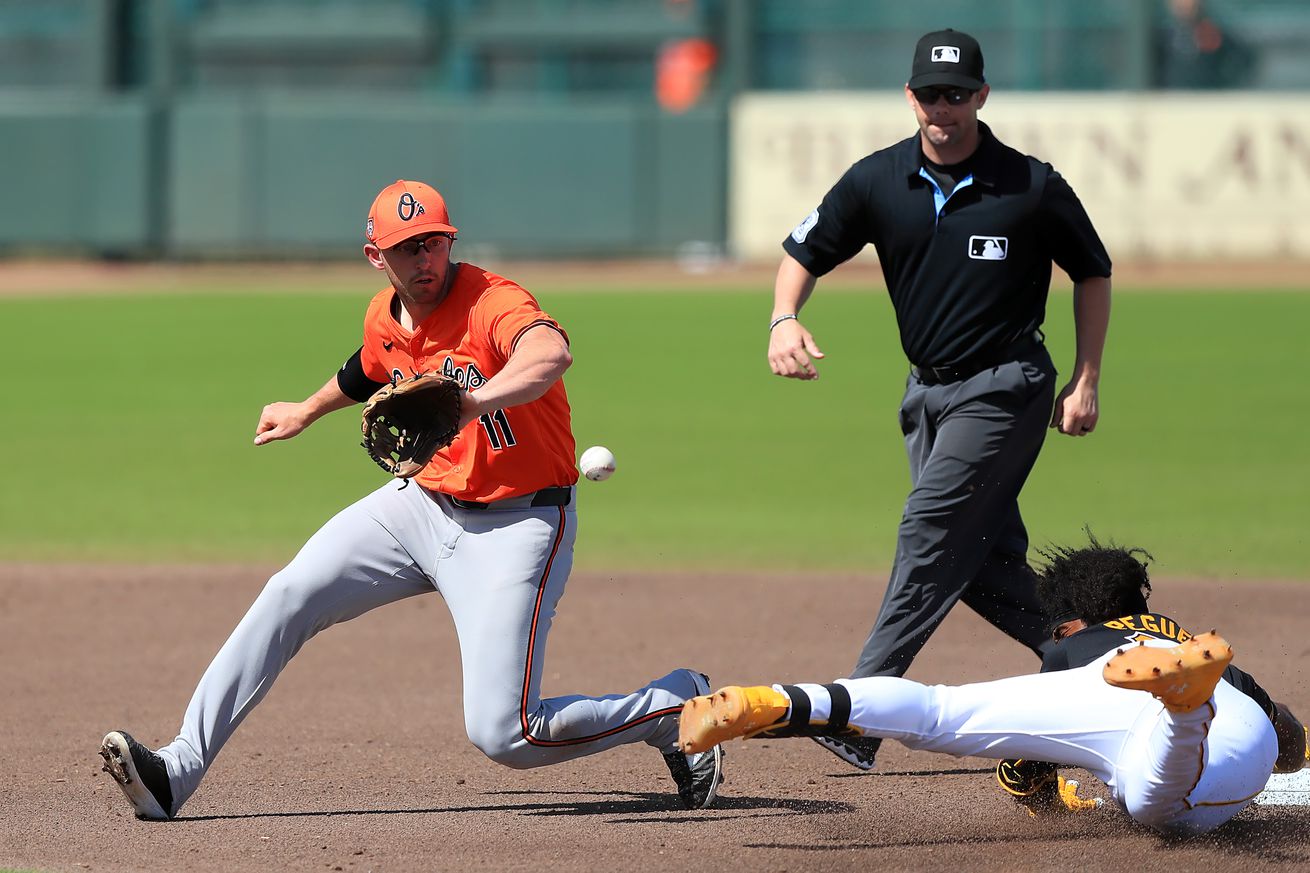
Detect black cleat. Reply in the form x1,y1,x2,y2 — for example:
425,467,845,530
811,734,880,771
99,730,174,820
662,745,724,810
662,671,725,809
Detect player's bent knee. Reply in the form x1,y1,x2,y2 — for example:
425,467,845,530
1130,805,1233,837
1121,793,1237,836
465,725,543,769
1123,799,1184,833
258,570,320,623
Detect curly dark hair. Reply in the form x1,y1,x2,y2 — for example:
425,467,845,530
1034,531,1153,631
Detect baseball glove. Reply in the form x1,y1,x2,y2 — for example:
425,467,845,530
361,372,463,479
996,758,1103,817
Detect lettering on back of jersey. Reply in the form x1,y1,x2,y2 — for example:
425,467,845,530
1102,614,1192,645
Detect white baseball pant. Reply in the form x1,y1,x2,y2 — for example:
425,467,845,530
800,644,1276,834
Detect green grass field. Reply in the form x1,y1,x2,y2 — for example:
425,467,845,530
2,282,1306,578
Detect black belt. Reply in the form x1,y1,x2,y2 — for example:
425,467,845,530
450,486,572,511
912,331,1044,386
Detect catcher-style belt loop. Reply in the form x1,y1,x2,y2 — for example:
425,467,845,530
912,329,1044,386
448,486,573,512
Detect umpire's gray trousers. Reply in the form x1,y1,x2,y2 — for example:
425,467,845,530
851,345,1057,679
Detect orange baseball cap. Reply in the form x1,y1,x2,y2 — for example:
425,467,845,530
365,180,458,248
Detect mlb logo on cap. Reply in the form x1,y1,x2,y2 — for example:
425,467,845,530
909,29,985,91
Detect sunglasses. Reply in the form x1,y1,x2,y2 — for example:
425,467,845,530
912,86,976,106
390,234,452,256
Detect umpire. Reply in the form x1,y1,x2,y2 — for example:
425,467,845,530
768,29,1112,770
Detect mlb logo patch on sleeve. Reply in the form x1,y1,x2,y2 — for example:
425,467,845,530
932,46,961,63
791,209,820,244
969,236,1008,260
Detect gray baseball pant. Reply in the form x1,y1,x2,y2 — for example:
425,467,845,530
155,480,695,814
851,347,1057,680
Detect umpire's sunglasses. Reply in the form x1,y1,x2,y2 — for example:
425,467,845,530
912,86,977,106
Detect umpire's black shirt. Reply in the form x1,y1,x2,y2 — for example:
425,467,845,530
783,122,1111,369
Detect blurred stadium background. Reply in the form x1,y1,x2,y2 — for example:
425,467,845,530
2,1,1307,577
2,0,1308,262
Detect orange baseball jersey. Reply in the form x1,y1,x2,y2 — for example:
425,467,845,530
359,263,578,501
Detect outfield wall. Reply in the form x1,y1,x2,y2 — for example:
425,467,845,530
0,97,726,259
5,92,1310,261
731,92,1310,262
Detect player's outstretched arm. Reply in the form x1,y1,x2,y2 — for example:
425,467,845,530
458,325,571,431
254,376,357,445
1272,702,1309,773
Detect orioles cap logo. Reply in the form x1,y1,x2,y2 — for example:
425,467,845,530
397,192,426,222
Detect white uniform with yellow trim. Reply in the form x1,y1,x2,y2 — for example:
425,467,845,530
790,613,1280,834
823,645,1274,833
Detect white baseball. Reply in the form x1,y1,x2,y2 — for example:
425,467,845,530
579,446,617,481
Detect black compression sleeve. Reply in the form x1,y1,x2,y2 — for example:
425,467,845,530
336,346,388,403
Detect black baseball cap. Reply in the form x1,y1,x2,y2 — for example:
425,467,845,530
908,29,985,90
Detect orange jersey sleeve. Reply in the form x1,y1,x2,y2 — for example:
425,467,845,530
359,264,578,501
358,292,394,384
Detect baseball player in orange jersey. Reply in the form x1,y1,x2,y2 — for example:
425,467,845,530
678,538,1308,835
98,180,723,820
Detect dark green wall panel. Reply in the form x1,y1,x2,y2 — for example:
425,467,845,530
169,98,258,249
454,104,643,252
651,108,726,248
258,101,464,249
165,97,725,258
0,97,150,251
0,96,724,257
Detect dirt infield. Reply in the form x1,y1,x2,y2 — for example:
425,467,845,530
2,565,1309,873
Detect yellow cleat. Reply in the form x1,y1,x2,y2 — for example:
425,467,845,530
1102,630,1233,713
678,685,791,754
